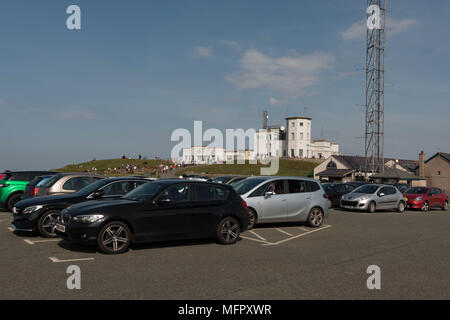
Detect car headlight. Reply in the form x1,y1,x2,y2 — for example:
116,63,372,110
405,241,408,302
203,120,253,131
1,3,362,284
72,214,104,223
23,205,44,214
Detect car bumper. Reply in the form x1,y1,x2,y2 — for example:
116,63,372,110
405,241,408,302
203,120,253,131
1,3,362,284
11,210,44,232
55,223,100,245
340,200,370,211
10,223,34,232
407,200,425,209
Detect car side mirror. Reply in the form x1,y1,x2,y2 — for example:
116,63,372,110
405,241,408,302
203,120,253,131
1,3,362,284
378,192,385,197
265,191,275,198
90,190,104,199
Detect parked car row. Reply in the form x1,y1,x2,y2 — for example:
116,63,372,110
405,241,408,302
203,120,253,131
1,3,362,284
321,181,448,213
5,171,330,254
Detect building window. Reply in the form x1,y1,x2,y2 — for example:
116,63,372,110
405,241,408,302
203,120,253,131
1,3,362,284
291,122,295,127
291,149,295,157
300,132,304,140
291,132,295,139
438,171,441,175
327,160,337,169
299,149,303,157
300,122,303,126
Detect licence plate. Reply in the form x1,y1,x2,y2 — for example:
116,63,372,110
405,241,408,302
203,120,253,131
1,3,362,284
55,223,66,233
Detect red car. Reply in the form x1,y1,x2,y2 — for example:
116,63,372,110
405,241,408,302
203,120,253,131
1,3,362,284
405,187,448,211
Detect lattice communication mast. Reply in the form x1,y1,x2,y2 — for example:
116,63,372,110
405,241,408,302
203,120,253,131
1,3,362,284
364,0,386,178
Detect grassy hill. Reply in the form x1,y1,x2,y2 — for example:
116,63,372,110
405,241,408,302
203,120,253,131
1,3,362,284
53,158,321,178
176,159,319,177
53,158,172,176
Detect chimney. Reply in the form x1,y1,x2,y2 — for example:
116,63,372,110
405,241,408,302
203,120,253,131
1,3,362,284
419,151,425,177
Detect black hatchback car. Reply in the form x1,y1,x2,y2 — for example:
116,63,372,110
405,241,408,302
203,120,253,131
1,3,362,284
55,180,249,254
12,177,149,237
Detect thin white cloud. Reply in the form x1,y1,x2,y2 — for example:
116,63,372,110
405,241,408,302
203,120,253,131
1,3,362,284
219,40,240,50
340,17,419,41
269,97,283,106
0,99,7,105
59,108,97,120
227,49,334,97
192,46,212,58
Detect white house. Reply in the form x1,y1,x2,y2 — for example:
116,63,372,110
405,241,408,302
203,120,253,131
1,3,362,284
181,146,226,165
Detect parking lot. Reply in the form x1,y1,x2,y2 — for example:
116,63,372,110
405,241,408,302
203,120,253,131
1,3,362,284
1,207,449,299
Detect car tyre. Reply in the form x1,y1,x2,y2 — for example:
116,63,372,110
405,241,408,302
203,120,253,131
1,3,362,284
7,193,23,212
247,209,257,230
307,207,324,228
216,217,240,245
37,210,61,238
397,201,406,213
443,201,448,211
368,201,376,213
422,201,429,212
97,221,131,254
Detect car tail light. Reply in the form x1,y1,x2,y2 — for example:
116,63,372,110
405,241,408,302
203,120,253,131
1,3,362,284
32,187,38,196
323,193,329,199
241,201,248,210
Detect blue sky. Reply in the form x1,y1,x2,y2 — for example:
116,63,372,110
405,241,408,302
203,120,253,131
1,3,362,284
1,0,449,170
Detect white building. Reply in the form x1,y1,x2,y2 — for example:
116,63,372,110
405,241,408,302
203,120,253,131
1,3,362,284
286,116,312,158
310,139,340,159
181,146,226,165
253,127,285,159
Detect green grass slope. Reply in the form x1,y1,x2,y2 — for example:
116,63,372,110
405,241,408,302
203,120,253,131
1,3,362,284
176,159,319,177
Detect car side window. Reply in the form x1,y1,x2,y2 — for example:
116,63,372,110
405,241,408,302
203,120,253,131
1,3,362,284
306,181,320,192
388,187,397,195
249,182,271,198
160,184,191,202
269,180,285,194
215,187,229,200
195,184,215,201
378,187,388,196
101,181,130,196
287,180,307,194
127,181,147,193
335,184,346,193
63,177,91,191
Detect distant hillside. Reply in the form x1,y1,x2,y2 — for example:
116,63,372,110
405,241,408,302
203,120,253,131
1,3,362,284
53,158,172,177
176,159,319,177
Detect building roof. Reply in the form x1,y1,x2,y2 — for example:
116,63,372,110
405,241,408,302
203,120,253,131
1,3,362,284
285,116,312,121
332,155,418,173
371,167,424,180
425,152,450,164
317,169,355,178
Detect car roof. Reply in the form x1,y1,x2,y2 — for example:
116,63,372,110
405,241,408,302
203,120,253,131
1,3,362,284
102,176,148,182
243,176,320,182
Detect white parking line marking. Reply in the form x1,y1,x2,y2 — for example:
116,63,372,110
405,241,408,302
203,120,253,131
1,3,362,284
49,257,94,263
263,225,332,246
249,230,267,241
275,228,294,236
24,239,60,245
298,227,309,232
240,235,271,245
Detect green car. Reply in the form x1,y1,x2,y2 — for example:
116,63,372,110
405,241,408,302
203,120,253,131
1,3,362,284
0,171,59,211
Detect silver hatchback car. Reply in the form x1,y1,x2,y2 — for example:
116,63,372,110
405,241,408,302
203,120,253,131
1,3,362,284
36,173,104,197
340,184,406,213
232,176,330,229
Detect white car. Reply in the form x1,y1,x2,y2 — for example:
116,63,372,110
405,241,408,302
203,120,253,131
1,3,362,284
232,176,330,229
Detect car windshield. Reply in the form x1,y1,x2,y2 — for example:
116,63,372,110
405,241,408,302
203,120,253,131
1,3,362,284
353,185,380,194
122,182,165,201
405,187,428,194
232,177,268,195
40,175,62,188
322,184,334,192
75,179,108,196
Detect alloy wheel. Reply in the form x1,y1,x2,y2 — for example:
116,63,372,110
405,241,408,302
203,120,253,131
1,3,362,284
422,202,429,212
220,219,240,243
41,212,60,236
101,225,129,253
309,208,323,227
247,210,256,229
